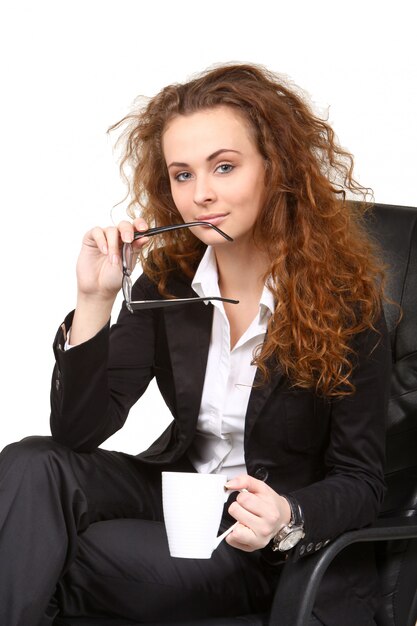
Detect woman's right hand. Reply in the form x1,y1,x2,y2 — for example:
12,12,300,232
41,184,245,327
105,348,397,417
76,217,149,303
69,217,149,346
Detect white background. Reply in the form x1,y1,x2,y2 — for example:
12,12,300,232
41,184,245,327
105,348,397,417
0,0,416,452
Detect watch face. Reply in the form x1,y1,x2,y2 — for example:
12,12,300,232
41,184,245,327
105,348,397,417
279,528,305,551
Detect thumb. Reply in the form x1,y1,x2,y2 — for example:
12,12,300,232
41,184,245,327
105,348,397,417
225,474,265,494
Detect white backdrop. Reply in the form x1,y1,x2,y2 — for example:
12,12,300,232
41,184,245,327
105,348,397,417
0,0,416,452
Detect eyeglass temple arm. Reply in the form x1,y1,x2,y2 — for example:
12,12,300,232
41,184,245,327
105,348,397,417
132,221,233,242
128,296,239,310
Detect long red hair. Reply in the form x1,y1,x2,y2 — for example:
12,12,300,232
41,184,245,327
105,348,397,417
110,63,385,396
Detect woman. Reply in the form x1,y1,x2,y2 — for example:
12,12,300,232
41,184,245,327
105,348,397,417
0,64,391,625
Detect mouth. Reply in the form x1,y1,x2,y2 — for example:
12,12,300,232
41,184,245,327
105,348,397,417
195,213,229,226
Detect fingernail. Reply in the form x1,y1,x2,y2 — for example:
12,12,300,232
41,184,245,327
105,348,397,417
112,254,120,266
123,231,133,243
102,244,108,254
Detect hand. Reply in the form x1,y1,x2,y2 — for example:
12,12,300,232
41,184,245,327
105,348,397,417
70,217,150,346
224,475,291,552
76,217,150,302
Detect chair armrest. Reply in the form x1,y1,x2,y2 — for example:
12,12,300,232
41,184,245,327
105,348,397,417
269,516,417,626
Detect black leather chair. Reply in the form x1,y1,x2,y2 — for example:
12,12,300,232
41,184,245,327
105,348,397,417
55,202,417,626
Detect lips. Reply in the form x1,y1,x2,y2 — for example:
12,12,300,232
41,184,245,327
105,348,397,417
196,213,228,224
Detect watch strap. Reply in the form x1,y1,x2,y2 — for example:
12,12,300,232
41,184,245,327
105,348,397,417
283,494,304,528
270,495,305,552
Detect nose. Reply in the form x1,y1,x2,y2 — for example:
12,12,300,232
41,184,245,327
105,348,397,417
193,174,216,206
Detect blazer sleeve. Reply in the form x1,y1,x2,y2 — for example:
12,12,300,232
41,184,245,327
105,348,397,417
50,275,159,452
288,311,392,559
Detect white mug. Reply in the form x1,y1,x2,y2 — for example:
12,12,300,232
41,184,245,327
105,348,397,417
162,471,238,559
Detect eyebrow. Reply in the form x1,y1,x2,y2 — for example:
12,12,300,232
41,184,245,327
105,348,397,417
167,148,241,169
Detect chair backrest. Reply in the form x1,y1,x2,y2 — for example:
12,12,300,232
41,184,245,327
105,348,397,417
366,203,417,626
368,203,417,514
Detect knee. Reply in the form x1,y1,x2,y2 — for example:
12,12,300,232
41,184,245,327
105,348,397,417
6,434,59,453
1,435,69,470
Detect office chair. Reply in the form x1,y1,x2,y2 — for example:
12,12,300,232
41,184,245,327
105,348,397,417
55,202,417,626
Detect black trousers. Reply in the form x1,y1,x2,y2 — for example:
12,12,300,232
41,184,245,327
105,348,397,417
0,436,290,626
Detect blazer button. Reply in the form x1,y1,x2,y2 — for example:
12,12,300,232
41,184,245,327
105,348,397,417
254,466,269,481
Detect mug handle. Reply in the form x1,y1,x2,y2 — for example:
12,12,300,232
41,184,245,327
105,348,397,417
212,520,239,550
212,488,249,551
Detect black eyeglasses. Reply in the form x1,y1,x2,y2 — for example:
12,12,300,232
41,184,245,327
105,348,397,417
122,221,239,312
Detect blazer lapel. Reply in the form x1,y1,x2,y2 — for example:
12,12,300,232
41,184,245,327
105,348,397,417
164,302,214,432
244,361,283,443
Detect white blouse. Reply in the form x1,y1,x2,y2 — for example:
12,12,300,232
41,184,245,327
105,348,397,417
188,247,274,478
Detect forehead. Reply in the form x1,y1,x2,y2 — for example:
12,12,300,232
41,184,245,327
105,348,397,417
162,106,256,159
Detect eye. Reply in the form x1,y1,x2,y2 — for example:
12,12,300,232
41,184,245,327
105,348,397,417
175,171,193,182
216,163,234,174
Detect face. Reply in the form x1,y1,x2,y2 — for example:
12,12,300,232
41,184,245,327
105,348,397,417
162,106,266,247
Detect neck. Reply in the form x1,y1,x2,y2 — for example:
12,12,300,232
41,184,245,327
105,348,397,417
213,240,269,300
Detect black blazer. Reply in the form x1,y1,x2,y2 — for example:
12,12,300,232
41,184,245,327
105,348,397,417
50,268,392,626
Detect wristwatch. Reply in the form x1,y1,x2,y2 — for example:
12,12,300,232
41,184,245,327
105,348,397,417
271,495,305,552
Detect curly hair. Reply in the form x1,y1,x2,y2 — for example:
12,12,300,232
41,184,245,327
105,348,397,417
109,63,385,396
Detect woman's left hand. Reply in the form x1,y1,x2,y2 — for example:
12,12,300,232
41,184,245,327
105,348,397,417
225,475,292,552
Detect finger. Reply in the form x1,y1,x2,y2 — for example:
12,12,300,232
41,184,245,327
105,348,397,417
131,217,151,249
228,498,264,529
225,474,269,495
117,220,135,243
133,216,149,232
226,524,258,552
228,506,277,552
235,489,266,516
87,226,109,255
228,496,281,541
132,235,150,250
103,226,123,267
